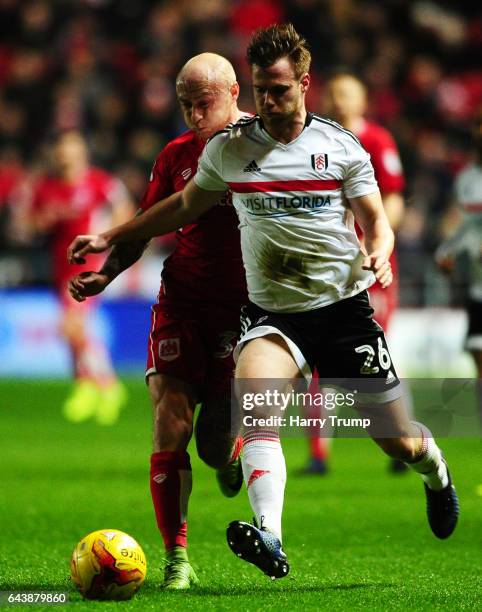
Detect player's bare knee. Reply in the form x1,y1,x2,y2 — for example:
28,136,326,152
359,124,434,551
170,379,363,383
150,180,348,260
234,378,271,406
235,334,300,380
375,436,418,462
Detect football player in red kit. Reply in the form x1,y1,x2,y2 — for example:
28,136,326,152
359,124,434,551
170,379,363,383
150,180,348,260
68,53,248,589
301,72,407,474
23,131,134,424
326,73,405,332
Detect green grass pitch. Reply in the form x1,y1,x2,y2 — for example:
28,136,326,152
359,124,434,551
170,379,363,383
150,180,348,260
0,379,480,610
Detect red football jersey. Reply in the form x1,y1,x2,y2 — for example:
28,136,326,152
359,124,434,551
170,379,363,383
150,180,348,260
32,167,121,289
139,129,247,305
357,120,405,195
357,120,404,325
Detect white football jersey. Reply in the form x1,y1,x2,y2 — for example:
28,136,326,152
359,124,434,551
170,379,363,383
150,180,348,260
194,114,379,312
440,162,482,299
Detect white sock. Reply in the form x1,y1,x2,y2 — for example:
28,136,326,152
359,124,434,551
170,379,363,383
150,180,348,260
407,422,449,491
242,430,286,541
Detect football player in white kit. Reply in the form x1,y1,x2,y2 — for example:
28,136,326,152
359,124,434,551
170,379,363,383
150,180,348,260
68,24,459,580
436,107,482,427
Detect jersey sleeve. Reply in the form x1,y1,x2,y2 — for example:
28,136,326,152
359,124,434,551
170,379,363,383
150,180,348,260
193,135,229,191
368,129,405,193
139,148,174,212
342,137,379,199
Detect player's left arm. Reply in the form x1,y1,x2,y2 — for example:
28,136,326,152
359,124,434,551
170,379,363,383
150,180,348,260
349,191,394,288
371,129,405,231
381,192,404,231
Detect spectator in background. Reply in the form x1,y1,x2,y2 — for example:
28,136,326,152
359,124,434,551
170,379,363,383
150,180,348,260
436,107,482,427
3,46,50,153
14,130,134,424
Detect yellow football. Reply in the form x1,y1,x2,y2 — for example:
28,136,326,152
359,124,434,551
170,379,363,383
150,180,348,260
70,529,147,600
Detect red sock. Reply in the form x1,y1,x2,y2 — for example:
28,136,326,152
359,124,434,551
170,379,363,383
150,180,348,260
310,436,329,461
150,451,192,550
307,374,329,461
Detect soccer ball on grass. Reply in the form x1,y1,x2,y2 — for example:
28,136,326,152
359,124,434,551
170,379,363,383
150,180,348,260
70,529,147,600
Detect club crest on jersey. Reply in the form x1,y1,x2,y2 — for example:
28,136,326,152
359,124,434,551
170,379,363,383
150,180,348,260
311,153,329,174
159,338,180,361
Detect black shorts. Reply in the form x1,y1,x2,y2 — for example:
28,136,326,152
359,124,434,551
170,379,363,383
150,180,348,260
466,299,482,351
235,291,401,402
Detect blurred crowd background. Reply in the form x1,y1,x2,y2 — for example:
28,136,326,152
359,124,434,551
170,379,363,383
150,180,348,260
0,0,481,305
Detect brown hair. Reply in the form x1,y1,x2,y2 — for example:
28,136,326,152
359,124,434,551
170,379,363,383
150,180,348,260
246,23,311,79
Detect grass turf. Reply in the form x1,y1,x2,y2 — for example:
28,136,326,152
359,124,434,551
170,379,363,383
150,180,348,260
0,379,480,610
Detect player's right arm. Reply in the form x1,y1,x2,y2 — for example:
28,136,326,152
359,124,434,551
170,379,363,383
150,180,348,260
350,191,394,288
369,129,405,232
68,146,179,300
68,136,229,264
68,208,149,301
381,192,404,231
342,132,394,288
68,181,222,263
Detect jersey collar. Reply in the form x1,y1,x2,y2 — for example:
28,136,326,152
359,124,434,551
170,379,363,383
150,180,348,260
257,111,313,148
